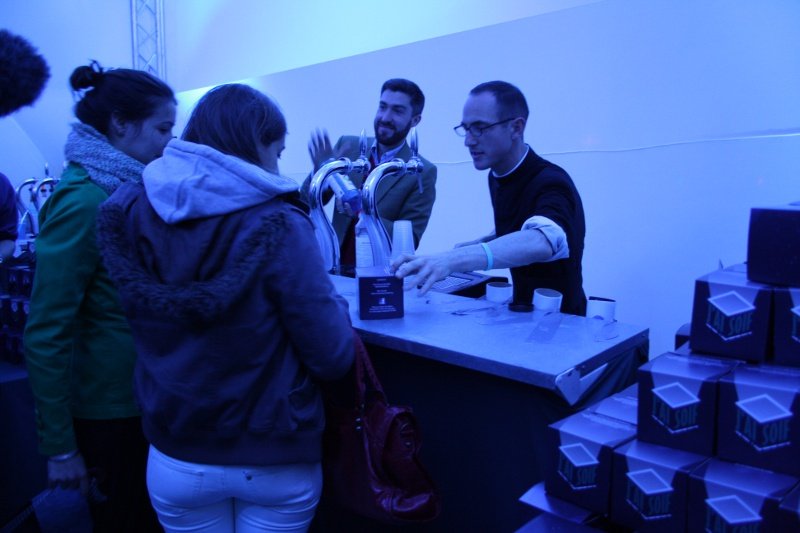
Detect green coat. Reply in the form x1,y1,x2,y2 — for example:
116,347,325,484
24,163,139,456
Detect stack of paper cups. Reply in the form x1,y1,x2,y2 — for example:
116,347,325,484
533,288,563,312
586,296,616,321
486,282,513,303
391,220,415,289
391,220,415,259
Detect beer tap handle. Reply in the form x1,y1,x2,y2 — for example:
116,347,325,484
359,129,368,160
409,127,418,157
407,127,424,194
345,129,370,178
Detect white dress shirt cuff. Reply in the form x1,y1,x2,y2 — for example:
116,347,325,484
521,215,570,262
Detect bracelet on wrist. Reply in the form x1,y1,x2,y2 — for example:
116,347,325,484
50,449,79,462
480,242,494,270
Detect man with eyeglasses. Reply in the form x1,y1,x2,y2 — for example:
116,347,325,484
392,81,587,316
301,79,437,276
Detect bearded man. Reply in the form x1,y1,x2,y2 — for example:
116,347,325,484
302,79,437,275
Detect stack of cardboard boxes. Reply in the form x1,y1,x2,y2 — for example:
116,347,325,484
520,203,800,532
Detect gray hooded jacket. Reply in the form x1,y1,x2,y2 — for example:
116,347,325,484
97,139,353,466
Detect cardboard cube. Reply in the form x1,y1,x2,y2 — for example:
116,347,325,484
546,411,636,514
638,352,738,455
516,513,604,533
688,459,798,532
747,202,800,286
5,297,29,334
611,439,707,532
690,265,772,362
776,482,800,531
356,266,403,320
586,384,638,426
675,322,691,351
18,265,34,298
717,364,800,476
773,287,800,367
518,481,597,525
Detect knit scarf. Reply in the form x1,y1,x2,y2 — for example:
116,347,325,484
64,123,145,196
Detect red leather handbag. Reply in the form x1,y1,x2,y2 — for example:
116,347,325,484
322,331,441,524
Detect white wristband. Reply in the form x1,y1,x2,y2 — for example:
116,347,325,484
480,242,493,270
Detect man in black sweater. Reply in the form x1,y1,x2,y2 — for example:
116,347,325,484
391,81,586,315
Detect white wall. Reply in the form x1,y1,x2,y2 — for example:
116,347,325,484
203,0,800,358
0,0,594,184
162,0,599,92
0,0,132,182
2,0,799,359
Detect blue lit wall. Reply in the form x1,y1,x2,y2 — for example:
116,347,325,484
182,1,798,357
2,0,798,357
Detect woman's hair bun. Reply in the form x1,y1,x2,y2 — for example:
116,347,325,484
69,60,104,91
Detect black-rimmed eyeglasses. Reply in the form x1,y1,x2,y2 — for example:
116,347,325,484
453,118,516,138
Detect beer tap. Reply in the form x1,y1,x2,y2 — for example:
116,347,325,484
14,164,57,238
360,127,425,268
33,164,57,210
15,177,39,238
308,131,371,274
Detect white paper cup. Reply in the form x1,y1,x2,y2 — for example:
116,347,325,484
391,220,415,290
486,282,513,303
533,288,563,312
586,296,616,321
391,220,415,260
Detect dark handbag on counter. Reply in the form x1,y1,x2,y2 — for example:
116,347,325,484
322,331,441,524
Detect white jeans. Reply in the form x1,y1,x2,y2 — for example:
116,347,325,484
146,446,322,533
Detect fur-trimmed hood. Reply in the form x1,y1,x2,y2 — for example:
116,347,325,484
97,184,290,325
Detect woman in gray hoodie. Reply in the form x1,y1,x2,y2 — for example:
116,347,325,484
97,84,354,533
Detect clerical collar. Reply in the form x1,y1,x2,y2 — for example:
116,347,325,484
491,145,531,178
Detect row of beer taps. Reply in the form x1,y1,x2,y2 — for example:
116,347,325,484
15,164,58,238
12,131,424,263
308,128,424,274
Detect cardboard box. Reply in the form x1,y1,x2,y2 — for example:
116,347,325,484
673,341,693,356
716,364,800,476
518,481,597,525
747,202,800,287
637,352,738,455
675,322,691,351
690,264,772,362
0,329,24,365
356,266,403,320
776,482,800,531
1,296,29,334
545,411,636,514
773,287,800,367
611,439,708,532
515,513,605,532
4,266,24,297
0,264,34,298
688,459,798,532
586,384,638,426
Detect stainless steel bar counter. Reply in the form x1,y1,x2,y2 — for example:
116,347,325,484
313,275,649,532
329,274,648,405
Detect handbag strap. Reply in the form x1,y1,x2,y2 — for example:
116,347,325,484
352,330,386,402
0,502,34,532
